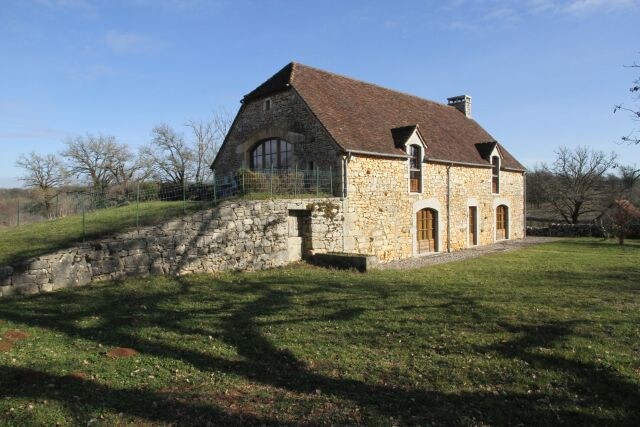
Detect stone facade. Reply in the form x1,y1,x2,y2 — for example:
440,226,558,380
0,198,344,297
343,155,524,261
214,89,343,181
212,81,525,263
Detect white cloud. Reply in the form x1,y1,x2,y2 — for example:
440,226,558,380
105,30,170,55
67,64,114,81
33,0,95,12
563,0,638,15
525,0,639,15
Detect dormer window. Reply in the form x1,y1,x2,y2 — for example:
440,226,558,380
409,145,422,193
491,156,500,193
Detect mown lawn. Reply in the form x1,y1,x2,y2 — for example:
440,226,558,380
0,201,208,266
0,239,638,425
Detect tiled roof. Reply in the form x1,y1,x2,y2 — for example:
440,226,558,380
244,62,525,171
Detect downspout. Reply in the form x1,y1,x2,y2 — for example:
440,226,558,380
342,153,349,198
523,171,527,239
447,163,452,253
341,153,350,252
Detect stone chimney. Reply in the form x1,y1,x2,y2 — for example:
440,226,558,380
447,95,472,118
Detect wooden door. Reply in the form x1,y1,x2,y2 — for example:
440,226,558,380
417,209,437,253
468,206,477,246
496,205,508,240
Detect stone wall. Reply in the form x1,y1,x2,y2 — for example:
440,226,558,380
343,154,525,261
0,198,344,298
213,89,343,180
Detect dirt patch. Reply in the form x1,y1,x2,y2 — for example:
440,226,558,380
107,347,139,358
0,341,13,352
3,330,29,341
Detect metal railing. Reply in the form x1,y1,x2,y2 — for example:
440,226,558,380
1,168,340,237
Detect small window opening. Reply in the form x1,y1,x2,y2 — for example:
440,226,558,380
409,145,422,193
491,156,500,193
264,99,272,111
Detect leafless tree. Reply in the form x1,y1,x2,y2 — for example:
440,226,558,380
62,134,131,193
15,152,67,217
614,61,639,145
540,146,618,224
185,108,232,183
146,124,194,184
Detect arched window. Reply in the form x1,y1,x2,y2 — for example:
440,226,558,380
417,208,438,253
409,145,422,193
251,138,293,170
496,204,509,240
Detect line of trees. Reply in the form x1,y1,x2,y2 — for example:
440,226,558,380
15,110,232,217
527,146,639,225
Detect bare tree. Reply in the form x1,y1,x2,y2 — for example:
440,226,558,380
146,124,194,184
614,61,639,144
15,152,67,217
185,108,232,183
541,146,618,224
62,134,130,193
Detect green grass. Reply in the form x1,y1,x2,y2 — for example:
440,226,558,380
0,201,208,266
0,239,638,425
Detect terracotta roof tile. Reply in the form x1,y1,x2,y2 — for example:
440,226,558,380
245,62,525,171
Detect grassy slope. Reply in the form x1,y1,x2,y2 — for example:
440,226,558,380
0,239,638,425
0,201,207,266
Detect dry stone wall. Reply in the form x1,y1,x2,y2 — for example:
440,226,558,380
0,198,344,298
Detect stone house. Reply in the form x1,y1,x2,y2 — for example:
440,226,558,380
212,62,526,262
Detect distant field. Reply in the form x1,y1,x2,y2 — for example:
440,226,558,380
0,239,638,425
0,201,206,266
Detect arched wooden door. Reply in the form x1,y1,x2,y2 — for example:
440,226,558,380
417,208,438,253
496,205,509,240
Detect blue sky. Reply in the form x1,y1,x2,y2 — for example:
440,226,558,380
1,0,639,187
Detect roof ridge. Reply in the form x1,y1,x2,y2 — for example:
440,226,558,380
291,62,459,111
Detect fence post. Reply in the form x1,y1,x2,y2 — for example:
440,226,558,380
242,169,245,195
294,164,298,197
329,166,333,196
16,199,20,227
212,170,217,206
183,179,187,214
270,164,274,198
136,182,140,234
82,194,86,242
56,193,59,218
316,168,320,196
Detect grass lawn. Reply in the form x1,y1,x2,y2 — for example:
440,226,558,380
0,239,638,425
0,201,208,266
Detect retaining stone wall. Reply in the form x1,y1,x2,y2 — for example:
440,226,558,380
0,198,344,298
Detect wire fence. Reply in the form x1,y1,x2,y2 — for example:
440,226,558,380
1,167,340,240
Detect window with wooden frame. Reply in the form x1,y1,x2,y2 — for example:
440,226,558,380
417,208,437,253
496,204,508,240
250,138,293,170
409,145,422,193
491,156,500,193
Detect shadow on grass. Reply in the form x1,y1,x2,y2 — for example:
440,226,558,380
0,269,638,424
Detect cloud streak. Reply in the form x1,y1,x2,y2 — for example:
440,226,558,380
105,30,170,55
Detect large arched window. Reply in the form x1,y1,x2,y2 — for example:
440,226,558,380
417,208,438,253
409,145,422,193
251,138,293,170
